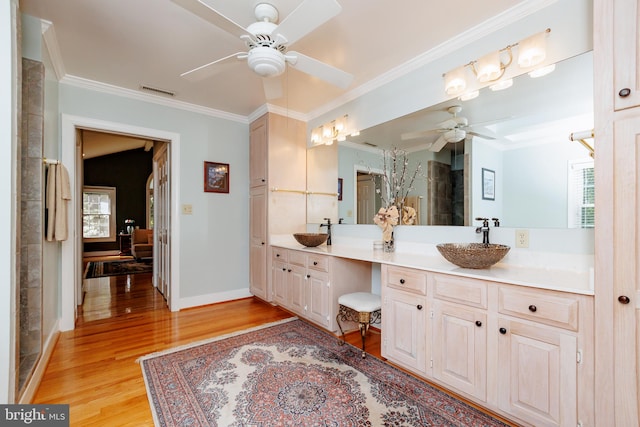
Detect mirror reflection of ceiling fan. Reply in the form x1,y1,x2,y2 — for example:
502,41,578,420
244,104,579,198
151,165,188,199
172,0,354,100
401,105,496,152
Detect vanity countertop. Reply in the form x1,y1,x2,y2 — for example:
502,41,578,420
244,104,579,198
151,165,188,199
271,240,594,296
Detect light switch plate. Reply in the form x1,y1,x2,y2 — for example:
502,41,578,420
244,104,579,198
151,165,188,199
182,204,193,215
515,229,529,248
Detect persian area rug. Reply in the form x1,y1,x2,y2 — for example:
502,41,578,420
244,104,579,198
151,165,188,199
139,318,509,427
85,260,152,279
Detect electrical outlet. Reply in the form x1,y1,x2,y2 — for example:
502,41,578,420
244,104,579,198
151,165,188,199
182,204,193,215
515,229,529,248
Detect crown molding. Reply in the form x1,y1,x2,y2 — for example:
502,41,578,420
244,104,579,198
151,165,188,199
60,75,247,123
40,19,65,80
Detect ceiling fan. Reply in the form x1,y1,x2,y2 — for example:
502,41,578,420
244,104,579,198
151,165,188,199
172,0,354,99
401,105,496,152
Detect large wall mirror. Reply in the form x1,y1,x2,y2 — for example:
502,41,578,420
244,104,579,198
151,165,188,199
332,50,593,229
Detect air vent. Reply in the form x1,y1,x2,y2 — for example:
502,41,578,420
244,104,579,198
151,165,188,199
140,85,175,97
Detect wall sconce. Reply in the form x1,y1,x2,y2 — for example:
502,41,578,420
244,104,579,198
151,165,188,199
443,28,551,97
311,114,358,146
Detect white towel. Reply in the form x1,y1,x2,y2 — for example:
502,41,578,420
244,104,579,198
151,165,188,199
46,163,71,241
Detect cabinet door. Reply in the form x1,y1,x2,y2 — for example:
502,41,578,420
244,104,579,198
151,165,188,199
614,0,640,110
272,258,288,306
382,287,427,375
432,301,487,401
307,271,330,329
249,115,267,187
497,318,577,427
611,115,640,425
288,264,306,316
249,187,267,300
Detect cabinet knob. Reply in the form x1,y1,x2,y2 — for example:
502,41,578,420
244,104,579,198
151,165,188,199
261,242,265,245
399,278,405,284
287,269,291,272
282,267,286,271
261,178,266,182
416,304,423,310
499,327,507,335
306,274,311,279
475,321,482,327
618,295,631,304
528,304,537,312
619,88,631,97
313,261,318,265
276,253,280,257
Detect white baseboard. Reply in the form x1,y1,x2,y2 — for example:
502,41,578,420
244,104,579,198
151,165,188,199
18,320,60,403
178,288,252,310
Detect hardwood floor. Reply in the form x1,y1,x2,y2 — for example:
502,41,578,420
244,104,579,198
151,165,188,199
32,270,381,426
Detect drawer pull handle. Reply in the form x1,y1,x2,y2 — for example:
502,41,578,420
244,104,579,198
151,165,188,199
276,253,280,257
528,304,537,312
475,321,482,327
313,261,318,265
399,279,405,284
619,88,631,97
618,295,631,304
306,274,311,279
499,327,507,335
287,269,291,272
416,304,423,310
282,268,286,271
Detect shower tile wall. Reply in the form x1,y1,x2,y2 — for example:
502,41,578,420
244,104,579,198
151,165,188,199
18,58,44,394
427,160,453,225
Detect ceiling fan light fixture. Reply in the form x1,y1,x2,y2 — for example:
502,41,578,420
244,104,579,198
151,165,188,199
444,129,466,143
247,46,286,77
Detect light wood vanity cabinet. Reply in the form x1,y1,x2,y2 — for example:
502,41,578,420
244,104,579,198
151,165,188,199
271,247,371,332
248,113,306,302
381,265,428,376
381,265,594,427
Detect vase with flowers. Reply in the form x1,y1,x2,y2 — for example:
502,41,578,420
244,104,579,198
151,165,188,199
371,147,423,252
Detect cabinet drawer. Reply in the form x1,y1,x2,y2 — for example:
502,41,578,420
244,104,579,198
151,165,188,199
288,250,307,266
272,248,288,263
385,266,427,295
498,286,579,331
431,274,487,309
307,254,329,272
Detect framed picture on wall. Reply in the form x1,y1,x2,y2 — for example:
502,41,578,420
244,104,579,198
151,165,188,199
204,161,229,193
482,168,495,201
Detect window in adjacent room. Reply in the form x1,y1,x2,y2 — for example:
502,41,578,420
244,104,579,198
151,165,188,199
83,186,117,241
567,159,594,228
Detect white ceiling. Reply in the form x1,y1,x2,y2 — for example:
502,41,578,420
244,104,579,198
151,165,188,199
20,0,532,118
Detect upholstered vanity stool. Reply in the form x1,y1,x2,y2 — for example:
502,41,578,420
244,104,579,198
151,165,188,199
336,292,382,358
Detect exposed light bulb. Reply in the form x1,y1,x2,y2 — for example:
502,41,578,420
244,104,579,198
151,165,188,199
528,63,555,78
459,90,479,101
489,78,513,91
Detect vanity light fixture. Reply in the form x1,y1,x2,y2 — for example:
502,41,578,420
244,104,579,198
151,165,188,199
442,28,551,96
528,63,556,78
458,90,479,101
489,78,513,91
311,114,358,146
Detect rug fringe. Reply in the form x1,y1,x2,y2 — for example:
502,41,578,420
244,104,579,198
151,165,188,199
136,317,298,364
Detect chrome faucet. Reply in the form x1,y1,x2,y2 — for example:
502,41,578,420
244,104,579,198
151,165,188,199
320,218,332,246
475,217,491,245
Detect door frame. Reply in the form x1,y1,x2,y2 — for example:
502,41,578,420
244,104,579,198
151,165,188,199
353,164,384,224
60,114,181,331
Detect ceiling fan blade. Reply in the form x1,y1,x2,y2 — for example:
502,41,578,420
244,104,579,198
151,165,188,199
401,129,439,140
273,0,341,46
286,51,353,89
429,135,449,152
262,77,283,100
436,118,459,130
171,0,252,39
180,52,245,81
467,130,497,140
